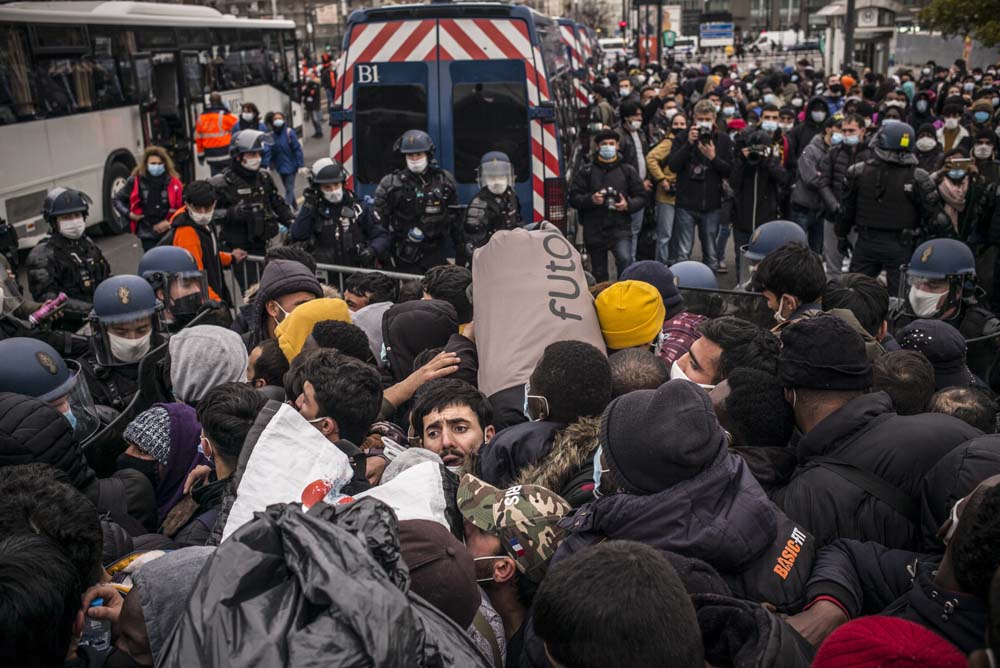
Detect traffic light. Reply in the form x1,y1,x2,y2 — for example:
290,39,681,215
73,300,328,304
619,20,627,28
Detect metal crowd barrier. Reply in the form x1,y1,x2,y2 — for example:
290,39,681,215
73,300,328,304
231,255,424,306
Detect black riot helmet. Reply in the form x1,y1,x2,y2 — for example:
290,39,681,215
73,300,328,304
309,158,348,185
229,129,272,160
42,187,92,224
394,129,435,156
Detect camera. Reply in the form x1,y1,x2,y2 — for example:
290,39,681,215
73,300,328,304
602,187,620,210
698,126,713,144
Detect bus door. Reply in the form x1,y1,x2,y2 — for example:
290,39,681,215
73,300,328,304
141,51,195,180
332,25,435,202
439,59,532,226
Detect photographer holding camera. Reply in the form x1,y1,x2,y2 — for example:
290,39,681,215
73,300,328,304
729,128,790,275
666,100,735,271
569,128,646,281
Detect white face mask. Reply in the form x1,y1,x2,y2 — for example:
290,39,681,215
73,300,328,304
915,137,937,152
779,122,794,132
944,117,960,130
322,187,344,203
669,359,716,391
630,119,642,130
486,179,508,196
664,108,678,120
243,156,262,171
772,294,795,324
974,144,994,160
909,286,945,317
108,331,151,363
406,156,428,174
241,112,255,122
189,208,214,226
59,216,86,240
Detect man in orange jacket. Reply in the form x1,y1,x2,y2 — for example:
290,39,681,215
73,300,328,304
162,180,246,304
195,92,239,176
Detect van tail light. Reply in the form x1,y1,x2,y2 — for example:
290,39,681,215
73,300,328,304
544,178,566,230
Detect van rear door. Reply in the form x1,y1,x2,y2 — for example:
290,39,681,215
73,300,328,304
331,19,438,198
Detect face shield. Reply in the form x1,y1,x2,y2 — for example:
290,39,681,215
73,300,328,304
478,160,515,194
736,245,762,291
48,361,101,442
162,271,209,326
0,268,24,316
92,311,165,367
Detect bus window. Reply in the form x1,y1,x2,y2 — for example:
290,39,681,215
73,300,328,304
90,30,132,108
355,84,427,184
0,24,36,122
244,48,269,86
33,58,95,116
452,82,528,183
136,28,177,52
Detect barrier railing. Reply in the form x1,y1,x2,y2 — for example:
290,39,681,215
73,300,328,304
231,255,424,305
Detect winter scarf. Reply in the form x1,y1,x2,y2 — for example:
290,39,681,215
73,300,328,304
938,176,968,234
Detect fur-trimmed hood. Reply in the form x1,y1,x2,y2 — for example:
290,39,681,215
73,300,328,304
515,416,601,507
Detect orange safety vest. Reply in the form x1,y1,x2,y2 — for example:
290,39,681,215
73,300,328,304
195,109,238,160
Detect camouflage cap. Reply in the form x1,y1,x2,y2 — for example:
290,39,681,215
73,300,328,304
458,474,571,582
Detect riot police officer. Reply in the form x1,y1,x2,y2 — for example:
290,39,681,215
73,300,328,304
374,129,459,273
736,219,808,289
898,238,1000,389
211,129,293,289
82,275,168,412
289,158,390,267
837,122,946,296
463,151,523,259
0,337,101,441
137,246,214,331
26,188,111,331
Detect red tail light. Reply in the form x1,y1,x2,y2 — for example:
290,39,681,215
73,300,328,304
544,178,566,229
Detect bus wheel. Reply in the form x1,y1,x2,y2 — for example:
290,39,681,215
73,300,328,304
98,160,132,236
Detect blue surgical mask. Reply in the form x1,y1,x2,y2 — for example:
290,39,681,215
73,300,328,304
974,111,991,124
523,381,531,419
831,132,844,145
722,106,736,117
64,408,78,431
844,134,860,146
592,445,609,498
598,144,617,160
147,163,165,177
948,169,967,180
273,119,285,128
761,120,778,133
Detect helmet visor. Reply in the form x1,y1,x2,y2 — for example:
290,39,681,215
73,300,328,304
60,361,101,442
165,272,209,320
736,245,759,290
479,161,515,189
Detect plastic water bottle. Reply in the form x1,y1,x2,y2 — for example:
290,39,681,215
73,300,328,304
80,597,110,651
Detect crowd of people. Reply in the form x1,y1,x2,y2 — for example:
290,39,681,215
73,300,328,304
3,51,1000,668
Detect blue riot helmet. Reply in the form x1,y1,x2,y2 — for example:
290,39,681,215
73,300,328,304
477,151,515,195
738,220,808,288
900,238,977,319
394,129,435,155
876,121,916,152
137,246,208,326
0,338,100,440
670,261,719,289
42,187,93,239
89,275,165,367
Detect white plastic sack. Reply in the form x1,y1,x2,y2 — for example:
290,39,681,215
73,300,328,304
355,461,449,529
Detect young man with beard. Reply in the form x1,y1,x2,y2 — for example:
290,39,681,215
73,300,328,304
411,379,495,472
458,475,571,668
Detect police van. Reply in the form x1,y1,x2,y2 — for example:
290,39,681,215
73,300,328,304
328,1,582,230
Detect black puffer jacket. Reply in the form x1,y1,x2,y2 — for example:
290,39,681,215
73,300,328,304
824,142,872,203
567,154,646,245
0,392,156,535
666,129,735,212
805,539,987,654
772,391,980,550
918,435,1000,552
788,96,828,161
556,445,816,612
381,299,459,383
695,593,815,668
475,420,565,489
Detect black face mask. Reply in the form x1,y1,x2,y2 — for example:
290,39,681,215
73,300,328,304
117,454,160,490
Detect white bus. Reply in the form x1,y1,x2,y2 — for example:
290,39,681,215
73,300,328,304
0,1,301,248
